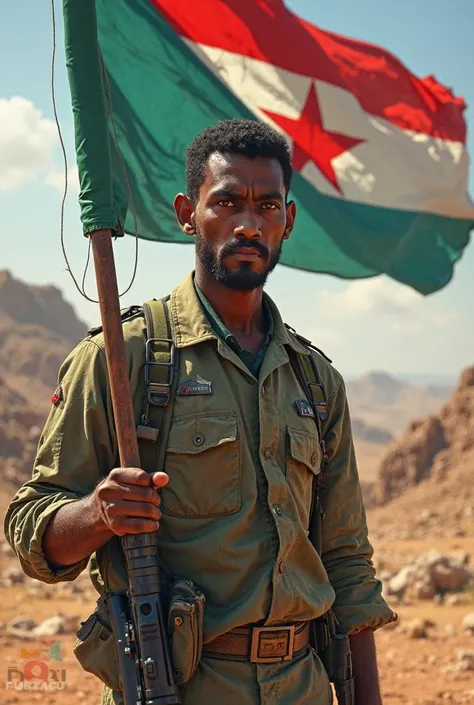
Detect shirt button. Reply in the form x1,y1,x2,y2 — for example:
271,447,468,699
311,453,318,465
264,447,272,459
278,562,286,573
193,434,204,446
273,504,283,516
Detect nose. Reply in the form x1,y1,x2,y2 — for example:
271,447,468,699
233,210,262,240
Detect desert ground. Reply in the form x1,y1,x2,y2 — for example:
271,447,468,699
1,491,473,705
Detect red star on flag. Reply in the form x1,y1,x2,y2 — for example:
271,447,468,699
262,82,364,194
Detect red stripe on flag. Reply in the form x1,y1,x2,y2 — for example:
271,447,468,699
151,0,466,142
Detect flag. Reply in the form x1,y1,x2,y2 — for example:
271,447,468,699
68,0,474,294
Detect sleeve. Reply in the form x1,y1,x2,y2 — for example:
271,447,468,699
3,338,117,584
318,375,396,635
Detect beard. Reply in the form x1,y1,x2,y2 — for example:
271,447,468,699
195,231,283,291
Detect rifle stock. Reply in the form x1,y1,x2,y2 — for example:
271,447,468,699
314,612,355,705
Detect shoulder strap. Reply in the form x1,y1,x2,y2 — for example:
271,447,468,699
287,344,329,556
137,296,179,476
87,305,144,338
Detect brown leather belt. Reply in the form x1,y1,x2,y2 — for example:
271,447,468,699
203,621,311,663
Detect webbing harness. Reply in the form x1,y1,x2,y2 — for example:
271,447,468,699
135,297,180,476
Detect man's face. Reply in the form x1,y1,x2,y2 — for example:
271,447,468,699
182,152,295,291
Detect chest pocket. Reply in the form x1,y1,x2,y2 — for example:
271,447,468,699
161,412,241,518
286,427,321,530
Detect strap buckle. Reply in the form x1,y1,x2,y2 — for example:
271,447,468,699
249,625,295,663
308,382,328,421
145,337,176,406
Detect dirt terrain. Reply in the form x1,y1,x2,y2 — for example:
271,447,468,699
0,271,473,704
1,517,473,705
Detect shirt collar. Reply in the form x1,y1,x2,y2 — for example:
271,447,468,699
193,279,274,355
169,271,310,357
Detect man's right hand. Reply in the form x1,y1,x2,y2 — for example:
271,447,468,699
92,468,169,536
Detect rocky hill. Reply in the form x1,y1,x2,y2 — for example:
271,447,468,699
0,271,87,399
346,371,451,483
0,270,86,344
0,271,87,489
367,366,474,538
0,376,47,486
351,417,394,445
346,371,452,436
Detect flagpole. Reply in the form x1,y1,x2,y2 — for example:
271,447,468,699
90,229,141,467
62,1,179,700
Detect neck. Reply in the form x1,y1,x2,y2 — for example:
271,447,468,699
195,269,265,337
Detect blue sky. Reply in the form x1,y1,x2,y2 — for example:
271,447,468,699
1,0,473,378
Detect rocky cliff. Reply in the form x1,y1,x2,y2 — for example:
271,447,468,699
0,271,87,489
0,270,86,344
367,366,474,539
374,366,474,505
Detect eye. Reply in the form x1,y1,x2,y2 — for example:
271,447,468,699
217,199,234,207
261,202,279,210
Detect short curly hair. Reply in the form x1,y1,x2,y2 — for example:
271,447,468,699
185,119,292,202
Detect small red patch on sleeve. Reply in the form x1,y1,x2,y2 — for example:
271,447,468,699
51,385,63,405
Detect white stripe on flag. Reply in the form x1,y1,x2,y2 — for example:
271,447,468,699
186,40,474,218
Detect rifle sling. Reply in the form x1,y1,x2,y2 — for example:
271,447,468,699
137,297,179,478
287,348,328,556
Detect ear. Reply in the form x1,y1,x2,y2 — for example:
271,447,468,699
174,193,196,237
283,200,296,240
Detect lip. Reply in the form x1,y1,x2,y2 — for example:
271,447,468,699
229,249,262,261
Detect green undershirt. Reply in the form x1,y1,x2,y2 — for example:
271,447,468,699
194,280,274,377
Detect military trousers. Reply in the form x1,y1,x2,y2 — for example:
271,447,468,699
101,648,333,704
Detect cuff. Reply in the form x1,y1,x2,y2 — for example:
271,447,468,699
14,496,89,584
333,596,397,635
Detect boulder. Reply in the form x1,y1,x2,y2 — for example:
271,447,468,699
399,617,435,639
388,566,415,595
7,615,38,639
430,562,472,592
33,613,79,636
462,613,474,633
410,579,436,600
1,568,25,586
455,651,474,672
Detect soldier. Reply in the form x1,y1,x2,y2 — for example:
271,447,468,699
4,119,395,705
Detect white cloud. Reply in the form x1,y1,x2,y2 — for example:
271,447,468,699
319,276,422,316
305,327,342,349
318,275,460,340
0,96,57,190
390,308,459,333
46,166,80,193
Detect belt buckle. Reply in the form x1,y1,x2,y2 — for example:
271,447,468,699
250,625,296,663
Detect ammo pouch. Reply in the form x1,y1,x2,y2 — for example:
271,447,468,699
168,579,205,685
73,579,205,692
73,593,121,692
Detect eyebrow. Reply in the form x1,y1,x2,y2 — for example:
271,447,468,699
210,188,284,202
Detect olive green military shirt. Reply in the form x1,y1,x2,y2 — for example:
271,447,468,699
4,272,394,705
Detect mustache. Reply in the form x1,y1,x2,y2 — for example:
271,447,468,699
220,239,269,258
